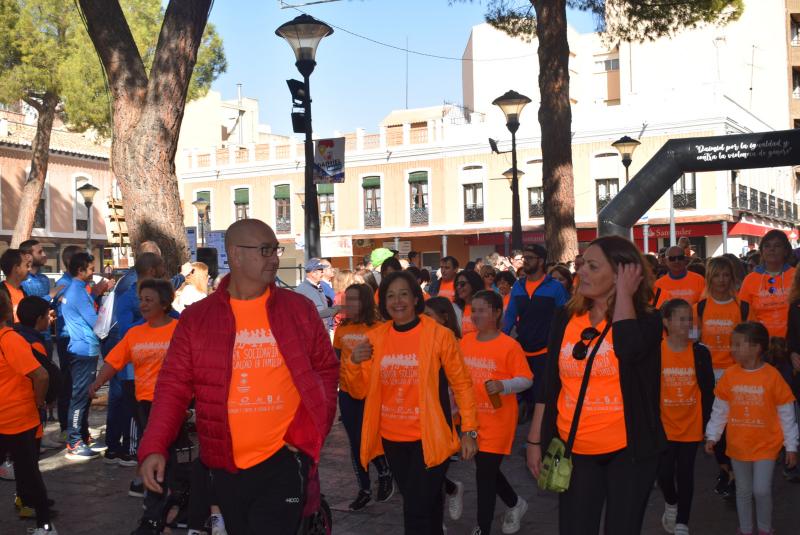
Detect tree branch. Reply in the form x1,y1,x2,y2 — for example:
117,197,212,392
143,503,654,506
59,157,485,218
77,0,148,109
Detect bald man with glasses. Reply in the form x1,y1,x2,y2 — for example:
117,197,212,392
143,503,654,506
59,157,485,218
138,219,338,535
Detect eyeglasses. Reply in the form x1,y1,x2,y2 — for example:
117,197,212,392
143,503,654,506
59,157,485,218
572,327,600,361
236,244,285,258
455,281,468,288
523,255,539,262
667,255,686,262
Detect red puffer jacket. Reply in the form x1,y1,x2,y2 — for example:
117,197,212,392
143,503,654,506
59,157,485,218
137,275,339,515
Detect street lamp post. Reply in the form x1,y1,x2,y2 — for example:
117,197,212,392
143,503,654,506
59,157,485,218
276,14,333,260
493,90,531,251
192,199,210,248
612,135,641,242
77,183,99,253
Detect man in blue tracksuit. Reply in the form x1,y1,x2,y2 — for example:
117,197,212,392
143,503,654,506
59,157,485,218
61,252,101,460
502,244,569,421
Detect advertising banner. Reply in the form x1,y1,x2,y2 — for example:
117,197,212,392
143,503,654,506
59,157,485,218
313,137,345,184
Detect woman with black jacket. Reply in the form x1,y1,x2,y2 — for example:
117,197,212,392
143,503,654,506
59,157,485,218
526,235,666,535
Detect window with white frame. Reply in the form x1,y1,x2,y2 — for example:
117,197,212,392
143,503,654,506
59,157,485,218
463,183,483,222
274,185,291,233
595,178,619,212
362,176,381,228
408,171,429,225
234,188,249,220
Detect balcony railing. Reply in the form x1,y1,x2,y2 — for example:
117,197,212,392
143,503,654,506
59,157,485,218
737,185,748,209
759,192,768,214
275,217,291,234
529,201,544,218
410,207,429,225
769,195,777,217
735,186,798,222
364,210,381,228
673,189,696,209
464,205,484,222
596,194,616,213
750,188,759,212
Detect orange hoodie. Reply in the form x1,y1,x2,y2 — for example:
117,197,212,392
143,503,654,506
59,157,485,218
356,315,478,469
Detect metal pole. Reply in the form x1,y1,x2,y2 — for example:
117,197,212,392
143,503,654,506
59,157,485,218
722,220,728,254
503,232,510,257
303,73,321,260
394,236,400,251
199,214,205,248
669,186,677,246
511,130,522,250
643,223,650,254
626,165,634,242
85,201,93,253
442,234,448,257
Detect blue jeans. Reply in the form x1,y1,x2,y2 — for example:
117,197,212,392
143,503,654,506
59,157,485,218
67,356,98,447
339,390,389,491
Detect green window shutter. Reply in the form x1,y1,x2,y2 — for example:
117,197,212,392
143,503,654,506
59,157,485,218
316,183,334,194
408,171,428,184
362,176,380,188
274,184,290,199
196,191,210,202
234,188,249,204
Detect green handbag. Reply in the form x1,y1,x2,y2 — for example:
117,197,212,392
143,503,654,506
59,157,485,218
538,322,611,493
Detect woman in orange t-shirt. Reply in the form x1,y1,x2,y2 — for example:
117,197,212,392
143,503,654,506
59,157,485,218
454,270,483,337
0,292,54,532
351,271,478,533
657,299,714,534
460,290,532,535
526,236,665,535
705,322,798,535
332,283,391,511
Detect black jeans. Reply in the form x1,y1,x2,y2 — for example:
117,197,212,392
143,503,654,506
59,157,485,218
339,391,390,491
657,441,698,525
558,448,658,535
188,458,215,531
382,439,449,535
474,451,518,533
55,337,72,431
520,354,546,405
0,427,51,527
211,447,308,535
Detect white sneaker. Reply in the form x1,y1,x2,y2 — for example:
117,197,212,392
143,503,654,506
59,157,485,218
446,480,464,520
470,528,482,535
29,523,58,534
208,513,228,535
662,503,677,534
502,496,528,534
0,460,14,480
674,524,689,535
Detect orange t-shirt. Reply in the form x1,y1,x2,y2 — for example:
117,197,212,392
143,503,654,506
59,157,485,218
0,327,41,435
525,277,543,298
556,314,627,455
460,332,531,454
227,290,301,469
461,304,477,336
334,322,377,396
5,282,24,323
653,271,706,308
660,341,703,442
502,293,510,310
105,321,177,402
438,280,456,302
738,268,795,338
714,364,795,461
379,323,423,442
695,298,744,371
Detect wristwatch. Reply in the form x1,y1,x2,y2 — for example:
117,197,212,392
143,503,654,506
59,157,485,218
462,430,478,440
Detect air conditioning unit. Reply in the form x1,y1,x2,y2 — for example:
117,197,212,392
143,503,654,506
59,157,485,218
355,239,373,248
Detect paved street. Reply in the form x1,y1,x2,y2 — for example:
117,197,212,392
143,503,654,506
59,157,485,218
1,404,798,535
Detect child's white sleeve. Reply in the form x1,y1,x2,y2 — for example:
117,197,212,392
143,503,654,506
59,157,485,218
777,402,799,453
500,376,533,395
705,398,729,442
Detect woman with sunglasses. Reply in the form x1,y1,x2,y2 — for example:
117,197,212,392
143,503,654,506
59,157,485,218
351,271,478,534
455,270,484,337
526,235,666,534
738,229,795,339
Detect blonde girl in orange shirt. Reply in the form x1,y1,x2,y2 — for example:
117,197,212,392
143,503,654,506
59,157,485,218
705,322,798,535
657,299,714,535
462,290,532,535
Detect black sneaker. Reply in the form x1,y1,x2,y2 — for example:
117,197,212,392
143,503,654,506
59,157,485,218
103,450,120,465
722,478,736,500
376,474,395,502
348,490,372,511
116,453,138,467
128,481,145,498
714,470,728,495
131,518,160,535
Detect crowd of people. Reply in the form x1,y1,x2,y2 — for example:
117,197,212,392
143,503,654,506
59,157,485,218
0,223,798,535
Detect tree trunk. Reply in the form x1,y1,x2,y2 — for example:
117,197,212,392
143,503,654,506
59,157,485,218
78,0,212,273
533,0,578,263
10,93,59,249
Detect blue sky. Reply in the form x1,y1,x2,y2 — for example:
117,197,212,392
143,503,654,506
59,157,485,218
207,1,597,137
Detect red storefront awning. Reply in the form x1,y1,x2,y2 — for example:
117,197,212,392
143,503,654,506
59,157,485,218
728,221,794,238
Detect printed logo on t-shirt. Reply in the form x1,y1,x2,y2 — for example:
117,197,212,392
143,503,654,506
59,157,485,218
464,355,498,412
730,384,766,429
380,353,419,420
131,341,169,362
230,327,287,414
340,333,367,350
662,367,697,407
559,339,623,413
